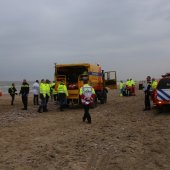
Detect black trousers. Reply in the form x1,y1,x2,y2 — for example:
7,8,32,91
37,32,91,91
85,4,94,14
44,95,49,111
145,94,151,109
22,95,28,109
10,94,15,105
53,94,57,101
58,93,66,110
83,105,91,123
33,94,39,105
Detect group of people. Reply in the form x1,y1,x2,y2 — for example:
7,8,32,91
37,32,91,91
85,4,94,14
119,78,136,96
8,77,96,124
8,79,67,111
8,79,30,110
119,76,158,111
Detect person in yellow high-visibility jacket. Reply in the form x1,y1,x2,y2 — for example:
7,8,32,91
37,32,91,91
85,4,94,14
151,78,158,90
38,79,46,113
125,79,131,96
119,81,124,96
44,79,51,112
151,78,158,104
57,80,68,111
50,81,58,101
130,78,136,96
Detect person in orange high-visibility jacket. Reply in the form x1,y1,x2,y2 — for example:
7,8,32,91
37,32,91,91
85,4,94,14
80,78,96,124
57,80,68,111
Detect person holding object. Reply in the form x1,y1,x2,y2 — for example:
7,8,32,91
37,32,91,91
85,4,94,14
79,77,96,124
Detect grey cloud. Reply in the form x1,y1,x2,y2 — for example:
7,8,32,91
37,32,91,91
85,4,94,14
0,0,170,81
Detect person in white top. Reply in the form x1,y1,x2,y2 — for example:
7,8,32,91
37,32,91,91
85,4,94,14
32,80,39,105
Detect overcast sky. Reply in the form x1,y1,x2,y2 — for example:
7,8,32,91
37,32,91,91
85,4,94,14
0,0,170,81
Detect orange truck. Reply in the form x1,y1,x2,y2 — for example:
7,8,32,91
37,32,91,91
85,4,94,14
54,63,117,106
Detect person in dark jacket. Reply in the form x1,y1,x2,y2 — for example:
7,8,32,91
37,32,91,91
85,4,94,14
20,79,29,110
8,83,17,105
143,76,152,111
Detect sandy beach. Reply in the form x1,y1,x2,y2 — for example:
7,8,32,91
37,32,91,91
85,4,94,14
0,89,170,170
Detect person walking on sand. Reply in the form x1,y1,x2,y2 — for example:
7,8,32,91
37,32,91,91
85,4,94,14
38,79,46,113
79,77,96,124
20,79,29,110
32,80,39,105
8,83,17,105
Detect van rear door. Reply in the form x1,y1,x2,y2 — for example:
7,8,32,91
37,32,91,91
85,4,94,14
104,71,117,89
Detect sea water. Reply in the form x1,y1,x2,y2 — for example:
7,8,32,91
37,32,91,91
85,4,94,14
0,81,34,94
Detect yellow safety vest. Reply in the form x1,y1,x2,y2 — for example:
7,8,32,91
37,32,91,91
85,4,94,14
40,83,46,97
57,83,68,96
45,83,51,97
119,82,124,89
152,80,158,90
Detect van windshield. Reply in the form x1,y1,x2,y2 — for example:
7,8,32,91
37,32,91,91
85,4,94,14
157,78,170,89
